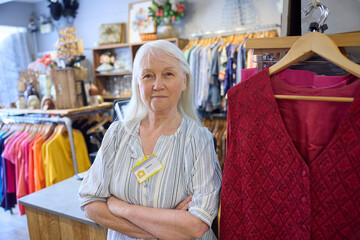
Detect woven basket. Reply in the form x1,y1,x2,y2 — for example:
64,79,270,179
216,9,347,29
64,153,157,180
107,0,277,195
140,33,157,41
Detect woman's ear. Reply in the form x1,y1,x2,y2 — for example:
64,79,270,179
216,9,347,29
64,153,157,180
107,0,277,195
182,73,188,91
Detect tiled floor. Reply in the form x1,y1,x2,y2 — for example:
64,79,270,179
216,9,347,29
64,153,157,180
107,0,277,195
0,206,29,240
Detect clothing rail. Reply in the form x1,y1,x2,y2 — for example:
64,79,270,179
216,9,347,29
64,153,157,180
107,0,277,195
0,104,113,181
0,115,82,180
190,24,280,39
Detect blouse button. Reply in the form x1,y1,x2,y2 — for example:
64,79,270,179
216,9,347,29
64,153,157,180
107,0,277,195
302,170,307,177
301,196,307,203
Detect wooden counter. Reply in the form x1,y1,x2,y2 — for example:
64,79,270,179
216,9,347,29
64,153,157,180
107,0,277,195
19,173,107,240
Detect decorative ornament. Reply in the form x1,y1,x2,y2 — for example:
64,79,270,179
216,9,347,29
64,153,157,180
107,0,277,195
62,0,79,18
48,0,62,21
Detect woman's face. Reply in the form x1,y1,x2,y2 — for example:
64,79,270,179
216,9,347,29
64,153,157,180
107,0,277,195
138,53,186,116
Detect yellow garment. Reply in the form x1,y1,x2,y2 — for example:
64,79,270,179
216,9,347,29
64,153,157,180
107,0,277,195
44,129,90,187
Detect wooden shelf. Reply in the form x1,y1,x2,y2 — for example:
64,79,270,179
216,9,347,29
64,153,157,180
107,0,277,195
93,42,131,50
92,38,188,95
95,71,132,77
0,102,113,116
93,38,187,49
103,96,131,101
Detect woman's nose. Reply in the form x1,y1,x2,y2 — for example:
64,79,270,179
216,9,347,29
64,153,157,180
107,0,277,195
153,76,165,90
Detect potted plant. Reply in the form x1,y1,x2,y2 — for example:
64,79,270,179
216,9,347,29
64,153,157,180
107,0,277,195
148,0,185,39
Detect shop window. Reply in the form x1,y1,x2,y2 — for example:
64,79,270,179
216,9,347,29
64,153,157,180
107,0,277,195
0,25,33,108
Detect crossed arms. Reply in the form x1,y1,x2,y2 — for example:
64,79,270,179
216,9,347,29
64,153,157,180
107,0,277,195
84,195,209,239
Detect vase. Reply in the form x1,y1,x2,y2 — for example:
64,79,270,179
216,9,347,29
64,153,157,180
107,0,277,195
156,18,177,39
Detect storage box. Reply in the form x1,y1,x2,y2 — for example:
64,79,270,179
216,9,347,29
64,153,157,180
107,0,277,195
52,68,85,109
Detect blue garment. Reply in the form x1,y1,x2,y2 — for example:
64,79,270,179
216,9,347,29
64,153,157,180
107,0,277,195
0,134,16,211
224,44,238,96
236,37,247,84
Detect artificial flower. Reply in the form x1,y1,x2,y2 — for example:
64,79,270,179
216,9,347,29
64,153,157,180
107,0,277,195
148,0,186,26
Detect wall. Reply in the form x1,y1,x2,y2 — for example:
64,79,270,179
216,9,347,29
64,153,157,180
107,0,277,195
1,0,358,60
0,1,34,27
30,0,281,62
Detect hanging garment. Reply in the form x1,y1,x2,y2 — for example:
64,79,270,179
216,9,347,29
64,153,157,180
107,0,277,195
221,68,360,239
16,136,30,215
44,129,90,187
2,131,29,214
0,135,16,211
28,134,41,194
34,136,46,191
224,44,238,96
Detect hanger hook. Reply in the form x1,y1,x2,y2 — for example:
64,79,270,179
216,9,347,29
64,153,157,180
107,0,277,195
302,2,329,33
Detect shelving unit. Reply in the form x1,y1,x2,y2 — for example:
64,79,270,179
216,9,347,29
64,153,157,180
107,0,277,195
92,38,188,100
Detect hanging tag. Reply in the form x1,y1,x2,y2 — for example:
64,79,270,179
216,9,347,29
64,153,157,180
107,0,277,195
131,153,163,184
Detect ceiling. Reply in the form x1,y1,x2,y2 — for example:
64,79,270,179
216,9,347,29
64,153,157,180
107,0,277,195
0,0,44,4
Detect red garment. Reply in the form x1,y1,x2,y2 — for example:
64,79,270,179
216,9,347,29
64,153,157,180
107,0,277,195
13,133,28,192
3,142,16,195
24,140,31,186
221,68,360,239
28,135,41,194
2,132,22,193
241,68,355,89
17,137,30,215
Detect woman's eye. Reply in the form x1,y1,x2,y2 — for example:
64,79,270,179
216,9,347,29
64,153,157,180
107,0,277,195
142,74,153,79
164,72,175,77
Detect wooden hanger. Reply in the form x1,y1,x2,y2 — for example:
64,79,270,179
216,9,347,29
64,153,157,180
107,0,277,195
269,31,360,102
42,124,56,140
245,31,360,55
27,124,40,142
86,115,112,135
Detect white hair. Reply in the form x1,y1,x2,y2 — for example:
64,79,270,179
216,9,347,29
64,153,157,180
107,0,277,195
121,40,200,125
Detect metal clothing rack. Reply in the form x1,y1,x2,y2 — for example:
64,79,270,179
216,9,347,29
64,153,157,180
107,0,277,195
190,24,280,39
0,115,82,180
0,102,113,180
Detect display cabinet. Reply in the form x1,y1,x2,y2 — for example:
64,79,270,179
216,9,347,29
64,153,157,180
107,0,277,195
92,38,188,101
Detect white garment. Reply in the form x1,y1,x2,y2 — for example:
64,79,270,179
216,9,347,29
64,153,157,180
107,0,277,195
79,117,222,240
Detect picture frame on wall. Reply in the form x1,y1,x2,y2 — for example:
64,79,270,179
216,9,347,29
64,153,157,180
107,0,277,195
128,0,156,43
99,23,126,45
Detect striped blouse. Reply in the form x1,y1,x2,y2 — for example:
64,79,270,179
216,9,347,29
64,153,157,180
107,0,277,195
78,117,222,240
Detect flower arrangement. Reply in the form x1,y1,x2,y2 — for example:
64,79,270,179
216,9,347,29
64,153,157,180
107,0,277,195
148,0,185,26
39,53,58,69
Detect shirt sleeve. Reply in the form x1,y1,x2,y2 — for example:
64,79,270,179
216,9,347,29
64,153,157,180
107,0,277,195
188,128,222,227
78,122,119,209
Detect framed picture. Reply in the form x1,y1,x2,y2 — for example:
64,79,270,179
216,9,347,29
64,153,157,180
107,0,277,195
128,0,156,43
99,23,126,45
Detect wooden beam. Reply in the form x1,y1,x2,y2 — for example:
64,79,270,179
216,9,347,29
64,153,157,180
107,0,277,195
246,31,360,54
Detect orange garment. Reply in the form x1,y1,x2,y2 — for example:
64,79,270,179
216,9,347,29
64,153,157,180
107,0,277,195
28,134,42,194
34,137,46,191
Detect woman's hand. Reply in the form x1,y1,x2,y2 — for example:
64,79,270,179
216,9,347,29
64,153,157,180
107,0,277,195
175,195,192,211
107,195,131,218
106,195,208,239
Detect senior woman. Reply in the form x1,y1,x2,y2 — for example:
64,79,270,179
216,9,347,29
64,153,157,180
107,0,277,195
79,40,222,240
